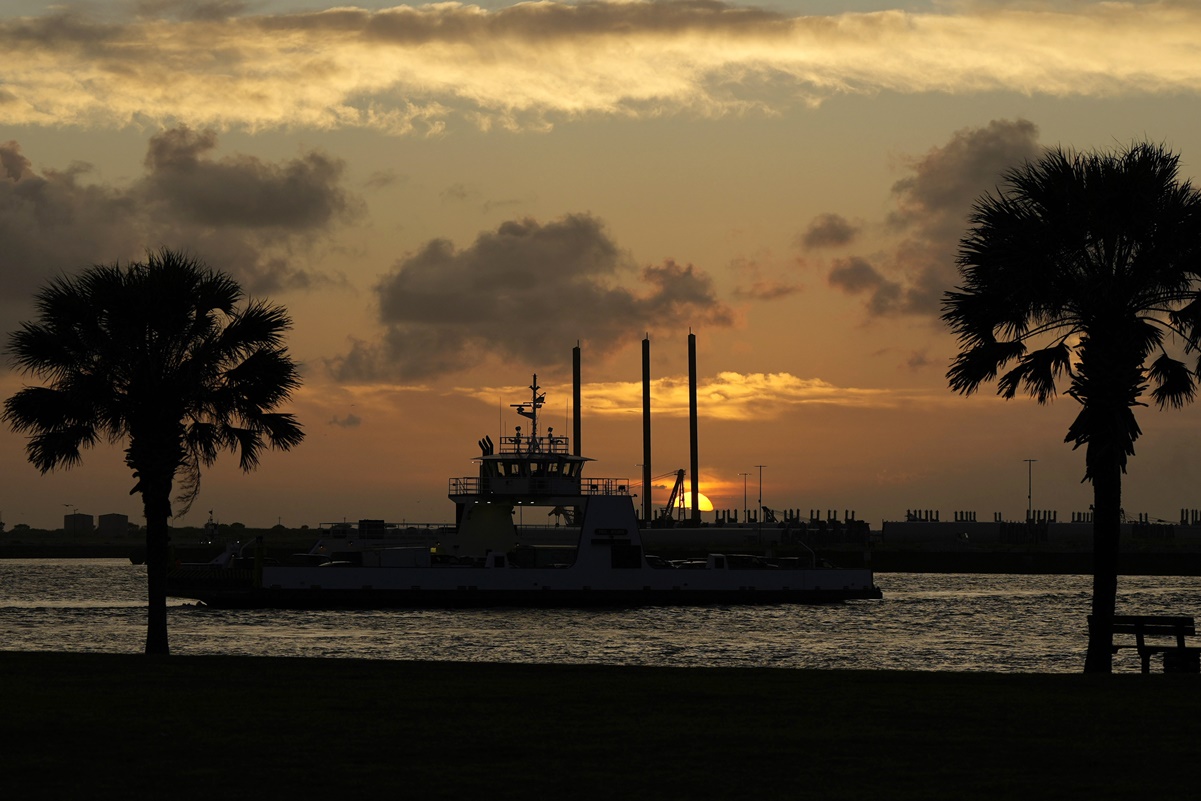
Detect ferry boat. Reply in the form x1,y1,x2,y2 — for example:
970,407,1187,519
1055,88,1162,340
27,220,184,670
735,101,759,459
168,376,882,608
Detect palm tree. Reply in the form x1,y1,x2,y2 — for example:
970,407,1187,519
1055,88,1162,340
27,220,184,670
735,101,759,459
942,143,1201,673
3,249,304,655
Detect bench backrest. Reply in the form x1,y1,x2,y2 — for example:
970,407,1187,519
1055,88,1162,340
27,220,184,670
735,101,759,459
1109,615,1196,637
1091,615,1196,649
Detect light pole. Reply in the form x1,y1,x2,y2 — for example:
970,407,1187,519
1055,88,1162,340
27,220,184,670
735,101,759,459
739,472,750,524
635,465,643,523
1024,459,1037,521
754,465,765,544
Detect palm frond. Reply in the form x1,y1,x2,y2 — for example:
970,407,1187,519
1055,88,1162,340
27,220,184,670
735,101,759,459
253,412,306,451
996,342,1072,403
184,421,221,466
1169,298,1201,352
946,339,1026,395
25,426,100,473
1147,354,1198,409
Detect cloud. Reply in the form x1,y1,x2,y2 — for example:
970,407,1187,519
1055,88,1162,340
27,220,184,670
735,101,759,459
0,141,141,315
823,118,1041,316
906,350,932,371
329,214,733,381
141,126,358,231
133,1,249,22
463,371,943,422
2,3,1199,132
828,256,890,294
733,279,802,301
329,413,362,428
364,169,403,191
0,128,358,338
729,254,802,301
440,183,472,203
800,213,859,249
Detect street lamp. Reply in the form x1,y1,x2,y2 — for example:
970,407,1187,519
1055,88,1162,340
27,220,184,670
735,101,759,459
738,472,750,524
1024,459,1037,521
754,465,765,543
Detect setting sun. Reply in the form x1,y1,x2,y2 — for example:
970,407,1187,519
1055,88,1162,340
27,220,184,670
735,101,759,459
674,491,715,513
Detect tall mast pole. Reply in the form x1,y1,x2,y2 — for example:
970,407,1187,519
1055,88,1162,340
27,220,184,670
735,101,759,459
688,330,700,525
642,335,652,525
572,343,581,457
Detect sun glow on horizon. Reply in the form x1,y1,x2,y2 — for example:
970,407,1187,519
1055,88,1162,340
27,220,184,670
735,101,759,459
674,491,715,513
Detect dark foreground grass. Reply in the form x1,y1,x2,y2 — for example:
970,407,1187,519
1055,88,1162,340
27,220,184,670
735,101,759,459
3,652,1199,800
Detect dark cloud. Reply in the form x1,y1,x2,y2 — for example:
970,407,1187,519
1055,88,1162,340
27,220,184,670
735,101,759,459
0,128,358,341
142,126,358,231
827,256,902,315
440,182,471,203
0,141,143,317
800,213,859,249
823,118,1041,316
729,255,801,302
828,256,888,293
329,214,733,381
482,197,528,214
888,118,1040,239
134,0,249,21
364,169,403,191
906,350,932,370
733,280,801,301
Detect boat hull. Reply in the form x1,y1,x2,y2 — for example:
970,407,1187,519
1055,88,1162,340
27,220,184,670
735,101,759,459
169,564,882,609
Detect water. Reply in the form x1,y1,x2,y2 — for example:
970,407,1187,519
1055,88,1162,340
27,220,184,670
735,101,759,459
2,559,1200,672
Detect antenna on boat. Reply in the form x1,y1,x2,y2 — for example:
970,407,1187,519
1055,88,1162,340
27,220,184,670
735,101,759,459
511,374,544,450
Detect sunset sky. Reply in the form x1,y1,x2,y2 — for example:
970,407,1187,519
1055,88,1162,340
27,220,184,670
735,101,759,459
4,0,1201,532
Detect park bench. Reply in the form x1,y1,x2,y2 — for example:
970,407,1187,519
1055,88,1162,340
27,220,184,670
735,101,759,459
1089,614,1201,674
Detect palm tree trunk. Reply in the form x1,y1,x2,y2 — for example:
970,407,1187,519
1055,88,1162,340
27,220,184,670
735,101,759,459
142,476,173,656
1085,457,1122,673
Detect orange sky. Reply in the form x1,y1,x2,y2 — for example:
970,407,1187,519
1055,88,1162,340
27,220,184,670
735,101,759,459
3,1,1201,530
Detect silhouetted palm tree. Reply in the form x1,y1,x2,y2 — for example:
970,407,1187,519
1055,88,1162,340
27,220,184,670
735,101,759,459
943,143,1201,672
3,249,304,655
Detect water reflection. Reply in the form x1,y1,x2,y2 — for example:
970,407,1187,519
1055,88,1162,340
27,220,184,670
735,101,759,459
3,560,1199,673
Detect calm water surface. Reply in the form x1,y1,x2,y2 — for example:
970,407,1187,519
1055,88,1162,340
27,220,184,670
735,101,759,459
3,559,1199,672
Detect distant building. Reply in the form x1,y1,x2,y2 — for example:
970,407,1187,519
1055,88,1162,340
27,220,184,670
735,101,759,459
98,513,130,536
64,513,95,534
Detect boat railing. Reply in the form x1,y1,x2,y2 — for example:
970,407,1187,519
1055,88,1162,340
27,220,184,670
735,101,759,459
449,476,630,496
498,433,570,455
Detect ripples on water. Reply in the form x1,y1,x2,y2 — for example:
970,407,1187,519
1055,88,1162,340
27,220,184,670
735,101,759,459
3,559,1200,672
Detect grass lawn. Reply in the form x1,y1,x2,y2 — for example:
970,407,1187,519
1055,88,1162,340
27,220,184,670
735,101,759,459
3,651,1198,800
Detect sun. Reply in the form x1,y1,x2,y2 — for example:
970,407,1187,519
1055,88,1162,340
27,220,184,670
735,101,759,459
673,491,715,512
